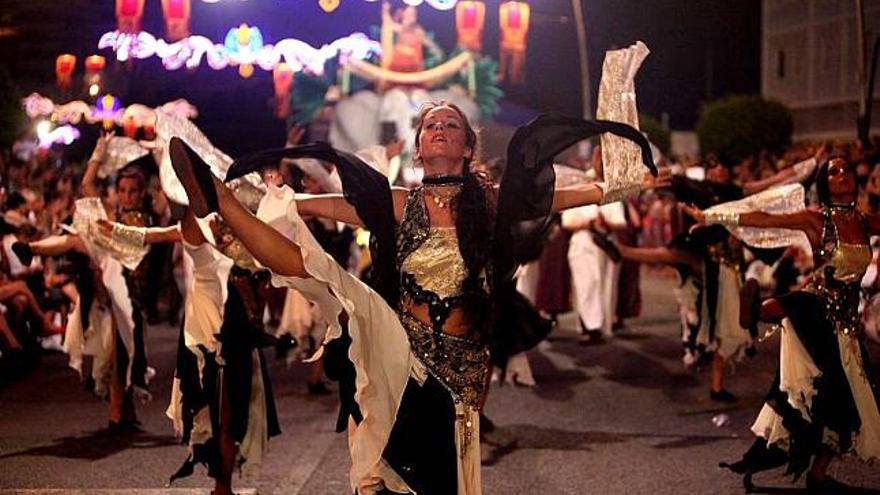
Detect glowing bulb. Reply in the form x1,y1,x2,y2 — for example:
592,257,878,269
88,84,101,97
36,120,53,140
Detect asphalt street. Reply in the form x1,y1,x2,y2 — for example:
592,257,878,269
1,271,879,495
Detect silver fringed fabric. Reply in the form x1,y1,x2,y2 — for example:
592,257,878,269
154,109,234,206
99,137,149,178
704,184,810,249
597,41,651,200
72,198,149,270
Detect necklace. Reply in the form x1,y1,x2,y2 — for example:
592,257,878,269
426,185,460,209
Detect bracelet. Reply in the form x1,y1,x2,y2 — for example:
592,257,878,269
705,210,740,227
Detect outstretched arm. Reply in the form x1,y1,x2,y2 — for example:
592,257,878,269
682,205,822,248
95,219,182,244
81,134,111,199
552,169,671,213
296,188,409,225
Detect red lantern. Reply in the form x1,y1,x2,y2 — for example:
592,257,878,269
499,1,530,84
55,54,76,89
142,115,156,141
161,0,191,41
123,115,138,138
273,63,295,119
116,0,145,33
455,1,486,53
85,55,106,74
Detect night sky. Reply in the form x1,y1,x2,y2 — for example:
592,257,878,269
0,0,760,157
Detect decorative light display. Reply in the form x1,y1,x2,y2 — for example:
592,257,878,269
116,0,146,33
498,0,529,84
161,0,191,41
98,29,381,76
22,93,198,132
55,54,77,89
455,1,485,52
402,0,458,10
37,124,81,149
198,0,459,10
94,94,122,131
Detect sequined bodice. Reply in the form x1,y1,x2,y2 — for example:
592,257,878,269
804,207,872,336
400,228,467,299
397,187,487,331
814,207,871,284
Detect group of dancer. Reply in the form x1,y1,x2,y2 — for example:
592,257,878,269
9,42,880,495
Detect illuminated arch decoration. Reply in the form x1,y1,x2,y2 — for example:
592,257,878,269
22,93,198,130
97,28,382,76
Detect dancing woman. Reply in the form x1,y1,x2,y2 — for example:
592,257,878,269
686,158,880,492
167,102,657,494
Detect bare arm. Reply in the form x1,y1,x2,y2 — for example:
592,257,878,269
552,183,604,213
296,188,409,226
95,219,181,244
552,169,671,213
81,134,111,198
683,205,822,247
295,194,364,226
143,225,182,244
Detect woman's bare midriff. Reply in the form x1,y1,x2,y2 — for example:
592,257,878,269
401,300,472,338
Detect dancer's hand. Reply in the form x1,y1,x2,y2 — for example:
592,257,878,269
641,167,671,191
286,124,306,146
95,218,113,236
681,203,706,225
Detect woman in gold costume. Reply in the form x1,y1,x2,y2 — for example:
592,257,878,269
167,102,658,494
686,159,880,493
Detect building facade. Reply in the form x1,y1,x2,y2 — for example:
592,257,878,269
762,0,880,139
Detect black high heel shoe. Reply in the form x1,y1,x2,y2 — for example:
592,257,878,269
169,137,219,218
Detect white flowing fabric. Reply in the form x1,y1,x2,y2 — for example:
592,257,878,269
255,184,481,494
698,264,750,360
751,318,880,461
63,198,140,389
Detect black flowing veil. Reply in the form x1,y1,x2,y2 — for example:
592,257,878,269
225,115,655,405
490,115,656,365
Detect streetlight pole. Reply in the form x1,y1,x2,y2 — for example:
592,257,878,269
571,0,591,118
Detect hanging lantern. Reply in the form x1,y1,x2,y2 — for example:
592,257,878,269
84,55,106,74
455,1,485,52
273,63,294,119
55,54,77,89
84,55,106,96
123,115,138,138
161,0,191,41
142,114,157,141
498,1,530,84
94,94,122,132
116,0,146,33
